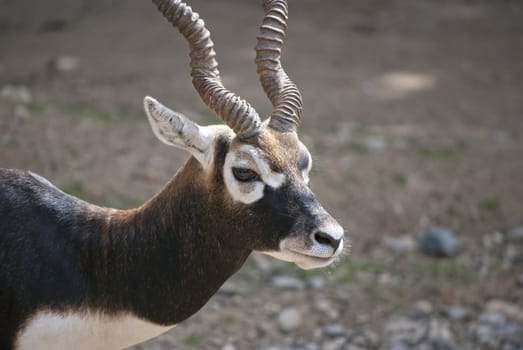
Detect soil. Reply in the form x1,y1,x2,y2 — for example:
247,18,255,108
1,0,522,349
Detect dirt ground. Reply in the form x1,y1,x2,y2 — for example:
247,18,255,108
1,0,522,349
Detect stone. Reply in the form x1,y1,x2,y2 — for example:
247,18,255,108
414,300,433,315
427,318,454,342
314,298,339,320
418,227,459,257
479,311,507,327
383,235,416,254
378,273,399,286
445,305,470,321
321,337,346,350
277,307,302,332
383,317,426,346
485,300,523,322
472,324,497,345
362,330,380,347
48,55,80,73
222,344,236,350
272,276,306,290
307,276,326,290
389,342,409,350
323,324,347,338
364,135,387,151
1,85,31,104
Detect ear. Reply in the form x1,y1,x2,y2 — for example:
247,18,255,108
144,96,215,167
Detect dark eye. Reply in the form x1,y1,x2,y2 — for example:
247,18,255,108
232,167,260,182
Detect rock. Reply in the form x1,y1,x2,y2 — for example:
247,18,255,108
1,85,32,104
414,300,433,315
383,235,416,254
418,227,459,257
479,311,507,327
389,342,409,350
277,307,302,332
48,55,80,73
472,324,497,345
518,274,523,286
427,318,454,342
221,344,236,350
344,345,366,350
307,276,326,290
378,273,399,286
362,330,380,347
364,135,386,151
321,337,346,350
445,305,470,321
272,276,306,290
314,298,339,320
323,324,347,338
482,231,504,248
383,317,426,346
507,226,523,241
485,300,523,322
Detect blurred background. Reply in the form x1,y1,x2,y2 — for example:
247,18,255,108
1,0,522,349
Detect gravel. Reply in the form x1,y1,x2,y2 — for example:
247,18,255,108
277,307,303,332
418,227,460,257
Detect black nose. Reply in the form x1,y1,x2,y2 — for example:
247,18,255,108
313,231,342,250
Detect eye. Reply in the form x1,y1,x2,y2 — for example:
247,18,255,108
232,167,260,182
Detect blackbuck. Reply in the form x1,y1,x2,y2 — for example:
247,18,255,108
0,0,346,349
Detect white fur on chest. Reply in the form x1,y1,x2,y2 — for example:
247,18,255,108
16,311,174,350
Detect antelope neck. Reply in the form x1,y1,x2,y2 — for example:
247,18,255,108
83,161,250,325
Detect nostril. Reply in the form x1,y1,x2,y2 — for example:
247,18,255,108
314,231,341,250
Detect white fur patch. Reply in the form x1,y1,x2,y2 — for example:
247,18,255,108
224,145,285,204
262,249,335,270
298,143,313,184
260,220,345,270
16,311,174,350
28,171,61,191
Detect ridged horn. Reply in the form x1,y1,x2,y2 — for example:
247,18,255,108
153,0,262,139
255,0,303,132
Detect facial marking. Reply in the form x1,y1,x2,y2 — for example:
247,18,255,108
224,144,285,204
298,143,313,184
238,145,285,189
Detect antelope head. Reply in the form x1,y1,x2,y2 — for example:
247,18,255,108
147,0,345,269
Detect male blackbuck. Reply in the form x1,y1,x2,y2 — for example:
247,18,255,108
0,0,345,349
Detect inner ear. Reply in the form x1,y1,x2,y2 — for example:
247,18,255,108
144,96,215,167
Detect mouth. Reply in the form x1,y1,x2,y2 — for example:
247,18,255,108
288,247,343,268
262,241,344,270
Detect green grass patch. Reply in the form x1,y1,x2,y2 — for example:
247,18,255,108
410,260,477,285
391,172,408,186
183,333,205,347
61,103,142,123
408,139,464,160
363,282,388,303
337,259,393,283
478,196,501,213
24,101,46,113
344,141,369,155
